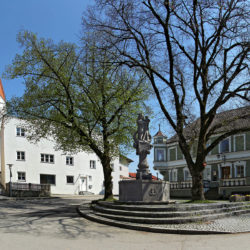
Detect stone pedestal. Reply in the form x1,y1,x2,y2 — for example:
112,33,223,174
119,180,170,202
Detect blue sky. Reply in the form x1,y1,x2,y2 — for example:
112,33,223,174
0,0,166,177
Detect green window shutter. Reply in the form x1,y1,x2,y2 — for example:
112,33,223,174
246,132,250,150
177,146,183,160
211,137,219,155
178,168,184,181
169,148,176,161
235,135,244,151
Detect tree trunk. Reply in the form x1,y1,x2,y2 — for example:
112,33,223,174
101,157,113,200
191,171,205,200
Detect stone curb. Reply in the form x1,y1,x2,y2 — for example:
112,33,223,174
77,203,250,235
0,195,60,201
97,200,250,212
92,203,250,218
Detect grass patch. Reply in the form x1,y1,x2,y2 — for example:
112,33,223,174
92,197,117,204
104,197,117,202
185,200,216,204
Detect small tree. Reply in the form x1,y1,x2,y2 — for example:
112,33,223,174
4,31,149,200
83,0,250,200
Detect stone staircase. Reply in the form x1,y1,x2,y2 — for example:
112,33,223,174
77,200,250,234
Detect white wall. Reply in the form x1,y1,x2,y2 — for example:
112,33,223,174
1,117,129,195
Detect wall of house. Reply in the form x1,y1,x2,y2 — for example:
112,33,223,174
1,117,129,195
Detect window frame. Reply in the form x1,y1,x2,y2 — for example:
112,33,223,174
168,169,178,182
17,172,26,182
234,162,246,178
155,148,165,162
183,167,192,181
168,146,177,161
16,127,25,137
66,175,74,184
16,151,25,161
90,160,96,169
41,154,55,164
233,134,246,152
219,137,231,153
66,156,74,166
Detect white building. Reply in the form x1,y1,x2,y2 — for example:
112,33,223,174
0,79,131,195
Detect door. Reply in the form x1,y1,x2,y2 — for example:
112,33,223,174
221,166,230,179
80,177,88,192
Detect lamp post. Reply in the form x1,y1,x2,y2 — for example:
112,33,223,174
217,153,226,164
7,164,13,197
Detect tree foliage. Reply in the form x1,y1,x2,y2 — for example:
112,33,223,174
4,31,149,199
83,0,250,200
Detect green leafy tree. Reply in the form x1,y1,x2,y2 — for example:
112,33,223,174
83,0,250,200
4,31,149,200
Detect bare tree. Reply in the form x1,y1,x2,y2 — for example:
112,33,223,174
83,0,250,200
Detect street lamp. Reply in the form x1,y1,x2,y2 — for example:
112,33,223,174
217,153,226,164
7,164,13,197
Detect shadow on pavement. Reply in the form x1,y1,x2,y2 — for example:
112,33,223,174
0,198,114,239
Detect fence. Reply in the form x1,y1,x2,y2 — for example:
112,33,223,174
7,182,51,197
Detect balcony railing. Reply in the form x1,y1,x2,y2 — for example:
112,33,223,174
220,178,246,187
170,181,193,189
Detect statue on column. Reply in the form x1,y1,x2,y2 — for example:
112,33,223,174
133,114,152,180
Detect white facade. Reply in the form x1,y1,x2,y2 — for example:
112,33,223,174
0,117,130,195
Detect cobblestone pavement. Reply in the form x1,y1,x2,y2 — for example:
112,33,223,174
152,214,250,233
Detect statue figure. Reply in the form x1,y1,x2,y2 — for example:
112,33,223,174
133,114,152,180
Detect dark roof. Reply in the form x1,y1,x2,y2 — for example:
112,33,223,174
167,106,250,143
154,124,167,137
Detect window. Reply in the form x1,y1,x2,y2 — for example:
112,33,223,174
168,147,177,161
66,176,74,184
17,172,26,182
66,156,74,165
155,138,163,144
40,174,56,185
156,148,165,161
169,169,178,182
17,151,25,161
16,127,25,137
236,165,244,178
41,154,54,163
119,166,122,171
110,164,114,171
220,138,230,153
90,160,96,169
89,176,92,181
183,168,192,181
203,166,211,181
234,135,245,152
